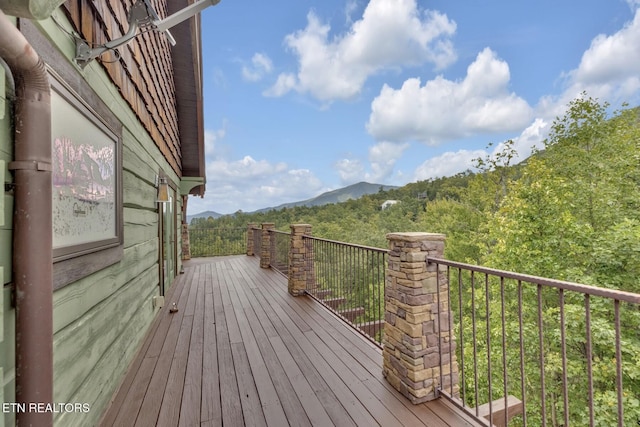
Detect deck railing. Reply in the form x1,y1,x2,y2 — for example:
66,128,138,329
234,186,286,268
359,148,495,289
303,235,387,345
251,226,261,257
268,229,290,276
430,257,640,427
188,227,247,257
242,222,640,425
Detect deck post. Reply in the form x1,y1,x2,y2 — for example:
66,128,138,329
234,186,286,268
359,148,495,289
383,232,459,404
260,223,275,268
182,223,191,260
288,224,314,296
247,223,257,256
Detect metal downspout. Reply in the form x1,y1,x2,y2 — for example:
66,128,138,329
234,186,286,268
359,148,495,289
0,11,53,427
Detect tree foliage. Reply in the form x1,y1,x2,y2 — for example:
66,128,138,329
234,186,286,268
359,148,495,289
191,94,640,425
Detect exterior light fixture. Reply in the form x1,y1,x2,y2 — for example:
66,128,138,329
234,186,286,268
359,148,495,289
75,0,220,68
157,177,169,203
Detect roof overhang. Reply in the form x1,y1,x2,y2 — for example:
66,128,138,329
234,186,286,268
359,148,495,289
169,0,206,196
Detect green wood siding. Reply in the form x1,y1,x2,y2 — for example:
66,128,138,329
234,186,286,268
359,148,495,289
0,13,188,427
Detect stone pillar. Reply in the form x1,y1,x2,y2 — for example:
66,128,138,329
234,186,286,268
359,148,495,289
260,223,275,268
288,224,314,296
181,223,191,260
383,232,458,404
247,223,257,256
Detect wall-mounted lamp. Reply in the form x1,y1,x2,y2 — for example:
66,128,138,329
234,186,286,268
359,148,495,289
75,0,220,68
157,177,169,203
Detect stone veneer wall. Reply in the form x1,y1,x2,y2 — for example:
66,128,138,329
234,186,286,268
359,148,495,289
382,232,459,403
260,223,275,269
288,224,314,296
181,223,191,260
246,223,257,256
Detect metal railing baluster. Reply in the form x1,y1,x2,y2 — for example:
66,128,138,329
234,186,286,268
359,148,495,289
428,256,640,427
301,235,387,346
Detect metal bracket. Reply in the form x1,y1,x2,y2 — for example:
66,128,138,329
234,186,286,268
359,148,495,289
8,160,53,172
75,1,157,68
74,0,219,69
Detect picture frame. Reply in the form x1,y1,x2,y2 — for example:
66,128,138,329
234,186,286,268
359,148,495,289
50,76,123,262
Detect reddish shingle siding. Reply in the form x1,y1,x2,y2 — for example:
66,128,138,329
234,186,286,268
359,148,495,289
64,0,182,174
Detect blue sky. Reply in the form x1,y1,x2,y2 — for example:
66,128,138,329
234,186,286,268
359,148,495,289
187,0,640,215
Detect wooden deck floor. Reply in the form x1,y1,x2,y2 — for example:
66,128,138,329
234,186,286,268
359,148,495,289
100,255,481,426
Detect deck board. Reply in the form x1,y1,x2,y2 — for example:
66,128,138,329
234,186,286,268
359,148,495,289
179,266,205,427
226,268,290,427
201,264,222,425
212,267,244,426
100,255,483,426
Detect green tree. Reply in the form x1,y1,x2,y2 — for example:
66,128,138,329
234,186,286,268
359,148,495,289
417,198,485,263
478,95,640,426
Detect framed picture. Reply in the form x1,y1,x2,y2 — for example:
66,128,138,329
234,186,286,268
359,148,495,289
51,76,122,261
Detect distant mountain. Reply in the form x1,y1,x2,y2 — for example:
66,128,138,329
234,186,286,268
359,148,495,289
187,210,224,223
254,181,398,213
188,182,397,222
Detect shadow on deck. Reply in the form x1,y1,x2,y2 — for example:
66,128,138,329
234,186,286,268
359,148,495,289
100,255,481,426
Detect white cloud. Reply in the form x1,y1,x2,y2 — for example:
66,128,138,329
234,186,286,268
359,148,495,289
413,149,486,181
267,0,457,102
204,126,227,158
194,141,325,214
207,155,287,182
334,158,365,184
345,0,359,24
242,53,274,82
367,48,533,145
541,9,640,115
334,142,409,185
573,10,640,88
198,157,325,213
190,126,327,214
263,73,297,97
508,118,548,159
213,65,230,86
369,9,640,183
366,141,409,182
411,118,548,181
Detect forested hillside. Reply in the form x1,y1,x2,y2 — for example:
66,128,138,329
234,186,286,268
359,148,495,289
192,95,639,293
191,171,477,251
192,95,640,424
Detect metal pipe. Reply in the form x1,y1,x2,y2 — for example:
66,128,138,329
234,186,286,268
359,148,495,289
0,11,53,427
